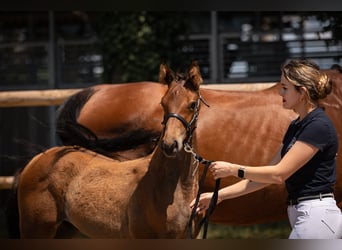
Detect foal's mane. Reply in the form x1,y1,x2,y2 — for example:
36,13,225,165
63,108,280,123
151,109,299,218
49,146,86,166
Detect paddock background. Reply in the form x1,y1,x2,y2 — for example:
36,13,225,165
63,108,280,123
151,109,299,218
0,11,341,238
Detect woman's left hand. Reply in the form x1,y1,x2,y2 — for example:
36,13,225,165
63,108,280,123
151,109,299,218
190,192,214,215
210,161,235,179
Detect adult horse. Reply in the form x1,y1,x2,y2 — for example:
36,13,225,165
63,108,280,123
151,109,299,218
17,62,205,238
56,65,342,225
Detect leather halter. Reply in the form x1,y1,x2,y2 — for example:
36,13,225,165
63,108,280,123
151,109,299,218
161,97,201,144
161,91,209,144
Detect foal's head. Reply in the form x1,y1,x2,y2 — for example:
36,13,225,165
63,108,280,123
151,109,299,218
159,61,203,157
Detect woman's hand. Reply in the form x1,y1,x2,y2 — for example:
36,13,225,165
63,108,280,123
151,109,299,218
190,192,216,215
189,161,241,215
210,161,235,179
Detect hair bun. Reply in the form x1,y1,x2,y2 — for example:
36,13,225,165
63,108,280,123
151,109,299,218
317,73,333,99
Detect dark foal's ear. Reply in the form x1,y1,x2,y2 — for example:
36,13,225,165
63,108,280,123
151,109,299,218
184,61,203,91
159,63,175,85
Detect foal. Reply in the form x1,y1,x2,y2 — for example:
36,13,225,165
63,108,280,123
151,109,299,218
17,62,205,238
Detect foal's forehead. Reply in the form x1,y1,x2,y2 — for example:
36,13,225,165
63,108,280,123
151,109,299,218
161,82,197,106
169,81,185,94
166,82,197,99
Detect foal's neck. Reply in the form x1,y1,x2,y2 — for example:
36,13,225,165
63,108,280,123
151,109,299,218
150,139,198,184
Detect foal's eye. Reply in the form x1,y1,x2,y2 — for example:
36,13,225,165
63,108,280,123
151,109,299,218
189,102,197,110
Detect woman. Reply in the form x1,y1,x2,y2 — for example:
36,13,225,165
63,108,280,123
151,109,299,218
191,59,341,239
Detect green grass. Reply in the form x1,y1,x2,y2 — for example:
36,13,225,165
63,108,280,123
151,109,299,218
204,221,291,239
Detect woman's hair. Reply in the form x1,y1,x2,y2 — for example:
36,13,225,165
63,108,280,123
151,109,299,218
281,59,333,101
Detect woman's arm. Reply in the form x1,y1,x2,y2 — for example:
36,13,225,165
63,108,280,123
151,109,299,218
190,144,283,214
210,140,319,184
217,179,268,202
190,179,269,214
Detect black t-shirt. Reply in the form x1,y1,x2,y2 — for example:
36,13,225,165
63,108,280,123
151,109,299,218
281,108,339,200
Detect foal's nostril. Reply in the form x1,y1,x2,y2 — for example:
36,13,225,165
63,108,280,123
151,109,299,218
161,140,179,157
172,140,178,150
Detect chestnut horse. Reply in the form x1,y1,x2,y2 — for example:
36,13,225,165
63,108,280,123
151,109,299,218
17,62,206,238
56,65,342,226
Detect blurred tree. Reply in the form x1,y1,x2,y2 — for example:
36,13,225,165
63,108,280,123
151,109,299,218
91,12,192,83
316,12,342,42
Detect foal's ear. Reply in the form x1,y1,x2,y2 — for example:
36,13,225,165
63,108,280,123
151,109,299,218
185,61,203,91
159,63,175,85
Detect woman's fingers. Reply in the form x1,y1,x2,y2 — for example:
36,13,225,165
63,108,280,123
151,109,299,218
190,192,214,214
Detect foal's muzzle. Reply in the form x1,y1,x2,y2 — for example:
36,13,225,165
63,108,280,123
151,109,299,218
161,140,179,157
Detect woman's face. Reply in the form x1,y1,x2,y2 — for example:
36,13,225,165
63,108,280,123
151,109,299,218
279,74,303,111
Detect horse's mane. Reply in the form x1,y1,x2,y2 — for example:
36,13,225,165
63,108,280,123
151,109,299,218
84,129,161,156
175,72,187,81
50,146,86,165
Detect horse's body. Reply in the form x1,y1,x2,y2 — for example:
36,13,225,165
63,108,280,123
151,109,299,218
56,67,342,225
17,62,205,238
57,81,166,160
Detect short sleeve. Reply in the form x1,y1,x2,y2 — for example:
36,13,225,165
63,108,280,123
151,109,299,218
297,119,329,151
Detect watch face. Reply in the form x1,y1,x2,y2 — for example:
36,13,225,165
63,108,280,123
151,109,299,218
238,168,245,178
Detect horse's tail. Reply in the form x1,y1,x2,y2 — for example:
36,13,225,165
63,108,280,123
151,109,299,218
56,86,160,158
56,87,99,146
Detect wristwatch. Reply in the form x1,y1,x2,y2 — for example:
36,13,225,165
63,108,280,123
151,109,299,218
238,167,245,179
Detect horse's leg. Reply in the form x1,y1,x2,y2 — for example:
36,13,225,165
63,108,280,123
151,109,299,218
19,190,59,238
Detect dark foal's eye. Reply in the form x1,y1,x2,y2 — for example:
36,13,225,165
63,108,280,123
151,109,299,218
189,101,197,111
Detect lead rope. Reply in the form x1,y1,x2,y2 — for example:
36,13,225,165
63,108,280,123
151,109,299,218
202,177,220,238
185,144,221,239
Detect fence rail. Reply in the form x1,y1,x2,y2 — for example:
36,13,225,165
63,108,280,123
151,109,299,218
0,83,276,108
0,88,81,107
0,176,15,190
0,82,276,189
